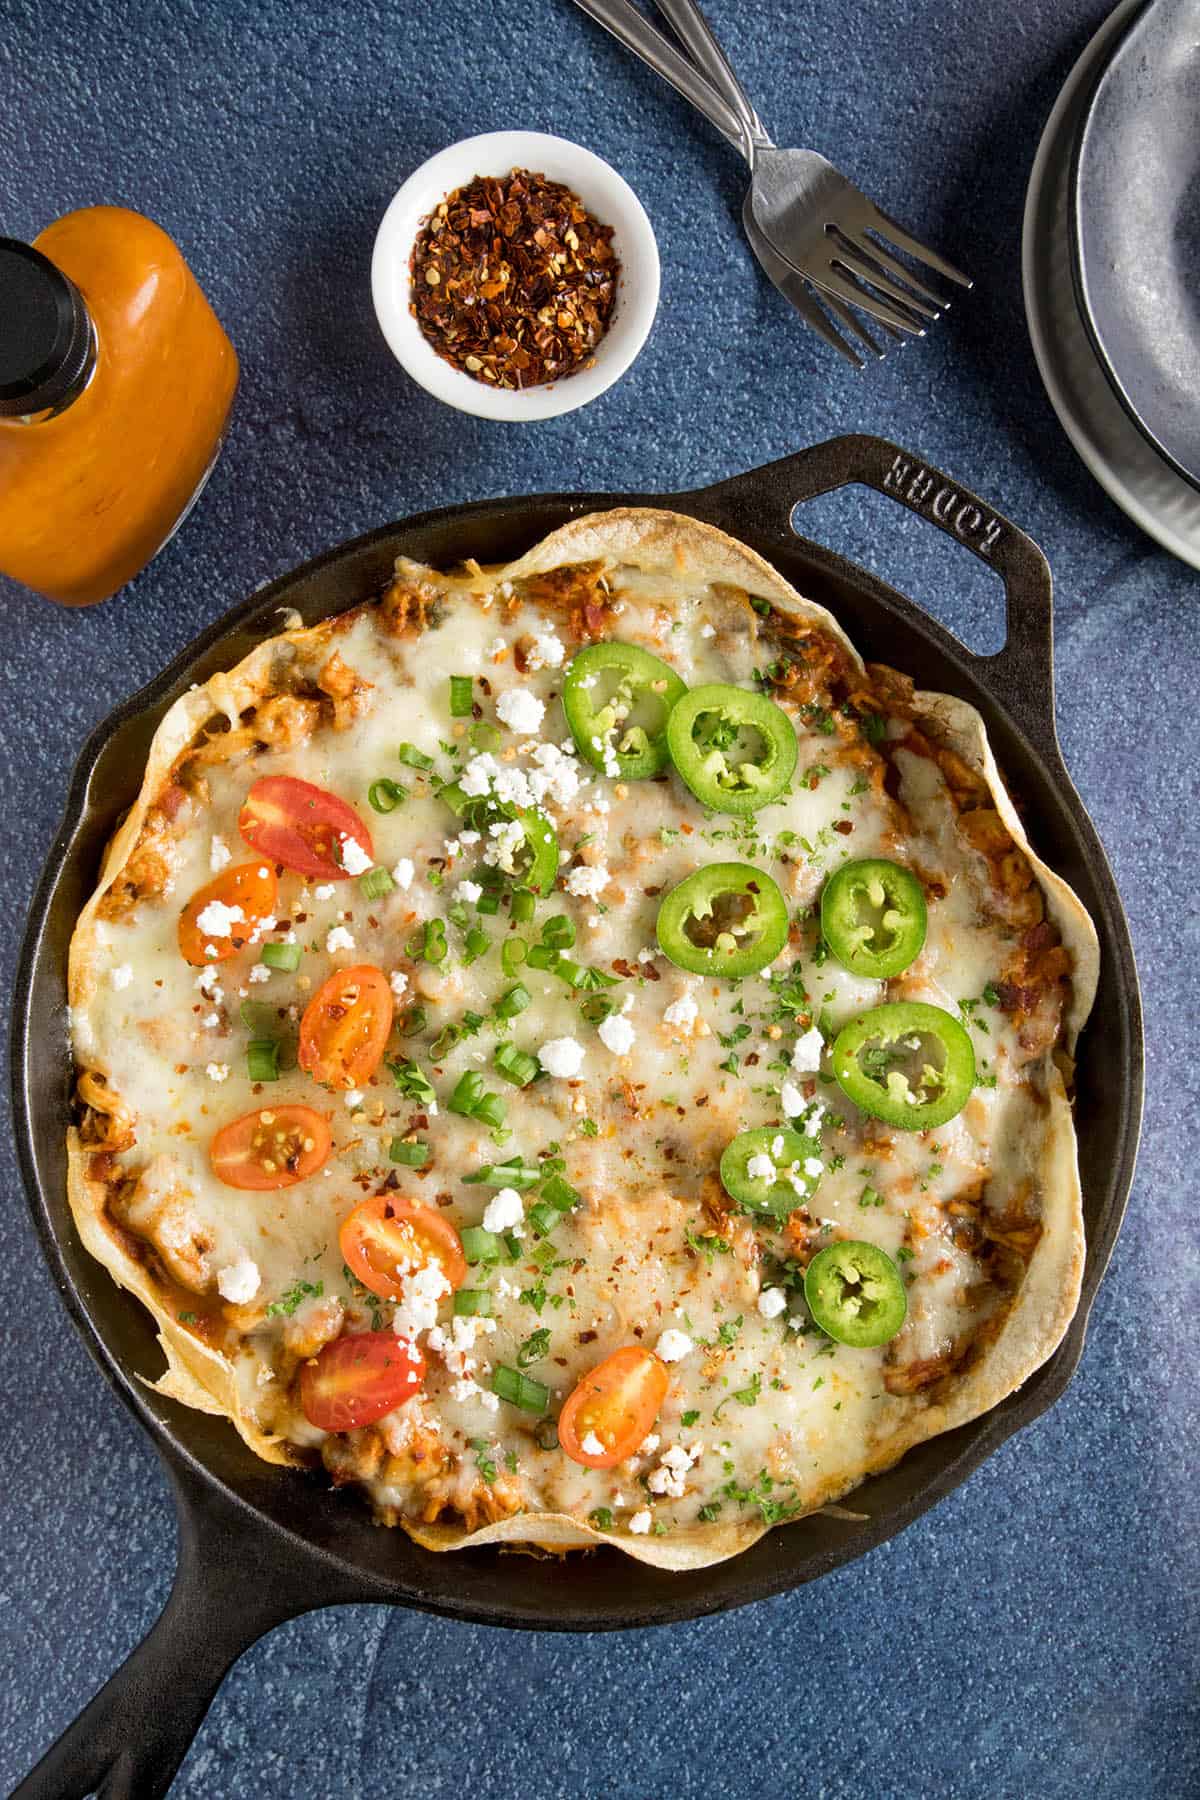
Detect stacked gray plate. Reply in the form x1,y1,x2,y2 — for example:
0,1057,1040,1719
1024,0,1200,567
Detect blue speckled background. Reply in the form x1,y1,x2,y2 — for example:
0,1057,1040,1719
2,1,1197,1794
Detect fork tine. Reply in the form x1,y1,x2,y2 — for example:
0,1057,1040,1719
819,285,890,358
839,227,946,308
829,240,942,322
864,203,973,288
806,261,926,336
742,202,867,366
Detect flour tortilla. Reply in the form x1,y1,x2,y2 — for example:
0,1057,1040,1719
67,508,1098,1569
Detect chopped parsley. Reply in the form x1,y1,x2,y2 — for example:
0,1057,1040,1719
517,1327,551,1368
266,1279,323,1318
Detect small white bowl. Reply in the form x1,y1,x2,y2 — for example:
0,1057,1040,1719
371,130,659,422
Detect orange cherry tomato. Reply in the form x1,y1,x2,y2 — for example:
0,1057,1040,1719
178,862,278,966
298,964,393,1091
239,775,372,881
300,1332,425,1432
339,1194,467,1301
558,1345,670,1469
209,1104,333,1190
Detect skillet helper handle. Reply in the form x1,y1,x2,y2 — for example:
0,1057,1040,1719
569,0,750,155
12,1463,361,1800
698,433,1058,745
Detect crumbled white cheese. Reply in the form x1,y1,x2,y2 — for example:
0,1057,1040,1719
580,1430,605,1457
656,1328,694,1363
662,991,698,1030
488,634,507,658
496,687,546,735
202,1011,220,1029
325,925,355,954
780,1079,807,1118
248,963,272,984
758,1286,788,1319
217,1256,261,1304
110,963,133,990
646,1442,702,1499
628,1509,652,1534
209,835,232,872
746,1152,777,1183
791,1025,826,1071
456,879,483,904
338,835,372,876
527,740,585,809
598,1012,635,1056
195,900,244,938
392,1261,451,1344
482,1187,524,1233
389,970,409,999
527,629,566,670
566,863,609,900
313,883,336,901
700,621,716,639
205,1063,230,1083
392,858,415,891
803,1156,825,1178
483,816,527,875
195,967,222,997
534,1040,583,1085
345,1089,364,1109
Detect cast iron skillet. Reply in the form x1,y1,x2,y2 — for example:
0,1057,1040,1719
11,435,1142,1799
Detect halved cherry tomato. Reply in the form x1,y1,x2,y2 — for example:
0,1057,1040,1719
178,862,278,966
558,1345,670,1469
298,964,393,1091
209,1104,333,1190
300,1332,425,1432
340,1194,467,1300
239,775,372,881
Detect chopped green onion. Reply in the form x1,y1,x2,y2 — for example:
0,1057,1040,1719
511,888,536,925
462,1226,503,1264
246,1039,280,1082
526,943,557,971
503,1230,523,1261
494,1043,540,1087
239,1000,276,1036
475,1092,508,1130
397,742,435,771
449,1071,485,1117
589,1507,614,1530
501,938,528,977
449,675,474,717
409,918,447,964
368,778,407,813
470,719,501,751
495,982,531,1020
541,1173,579,1212
516,1327,551,1367
464,1160,541,1190
389,1138,429,1167
526,1201,559,1237
447,899,470,930
359,866,394,902
553,956,587,987
454,1289,494,1317
437,779,470,816
388,1059,436,1106
542,914,576,949
261,941,301,972
476,889,501,916
396,1004,427,1037
463,927,491,963
580,995,616,1025
492,1365,550,1413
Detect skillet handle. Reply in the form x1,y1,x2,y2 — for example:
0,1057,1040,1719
690,433,1059,753
12,1458,364,1800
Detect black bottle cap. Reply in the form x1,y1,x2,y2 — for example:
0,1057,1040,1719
0,236,94,418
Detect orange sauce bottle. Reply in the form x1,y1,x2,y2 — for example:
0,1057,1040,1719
0,207,238,606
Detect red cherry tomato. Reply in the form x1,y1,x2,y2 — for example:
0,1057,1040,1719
178,863,278,966
558,1346,670,1469
300,1332,425,1432
238,775,372,881
339,1195,467,1301
298,964,393,1091
209,1104,333,1190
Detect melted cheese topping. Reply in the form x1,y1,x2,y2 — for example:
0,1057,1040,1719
74,561,1064,1541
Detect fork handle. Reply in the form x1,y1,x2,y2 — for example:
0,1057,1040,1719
654,0,772,155
570,0,750,158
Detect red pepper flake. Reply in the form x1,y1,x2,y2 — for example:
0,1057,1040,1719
409,168,619,389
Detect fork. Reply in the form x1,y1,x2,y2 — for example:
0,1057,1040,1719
571,0,970,352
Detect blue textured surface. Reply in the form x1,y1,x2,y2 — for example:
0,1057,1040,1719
1,2,1197,1795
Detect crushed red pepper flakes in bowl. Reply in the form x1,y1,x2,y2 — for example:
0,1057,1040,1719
409,169,620,390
